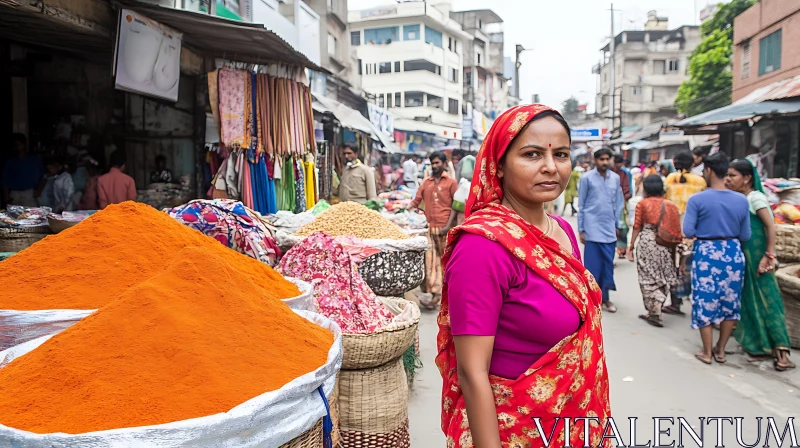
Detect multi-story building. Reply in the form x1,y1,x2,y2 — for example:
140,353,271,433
348,1,470,140
732,0,800,101
449,9,509,118
504,57,521,107
597,11,700,132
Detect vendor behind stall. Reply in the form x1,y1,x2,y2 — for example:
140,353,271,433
150,155,174,184
333,142,377,205
2,134,44,207
98,150,136,209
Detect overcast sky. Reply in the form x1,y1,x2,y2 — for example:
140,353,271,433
348,0,711,112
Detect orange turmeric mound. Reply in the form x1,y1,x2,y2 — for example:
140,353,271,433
0,247,333,434
0,201,299,310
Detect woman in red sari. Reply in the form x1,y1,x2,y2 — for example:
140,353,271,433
437,105,610,448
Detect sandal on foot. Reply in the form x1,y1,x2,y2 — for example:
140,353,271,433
712,348,726,364
603,302,618,313
638,314,664,327
662,305,686,316
774,351,795,371
695,353,712,365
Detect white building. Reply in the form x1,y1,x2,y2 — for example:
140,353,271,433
348,1,471,140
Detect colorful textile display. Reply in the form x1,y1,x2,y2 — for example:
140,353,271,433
166,199,281,266
279,232,393,334
217,68,246,148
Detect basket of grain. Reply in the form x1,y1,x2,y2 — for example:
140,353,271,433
776,264,800,348
776,225,800,264
341,297,420,370
293,202,426,296
0,226,50,253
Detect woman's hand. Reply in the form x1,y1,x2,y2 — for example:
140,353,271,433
758,255,776,275
626,247,635,262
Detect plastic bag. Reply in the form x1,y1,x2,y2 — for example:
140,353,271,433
0,309,93,352
452,178,471,212
0,310,343,448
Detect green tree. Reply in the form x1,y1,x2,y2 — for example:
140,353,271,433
562,96,580,119
676,0,757,116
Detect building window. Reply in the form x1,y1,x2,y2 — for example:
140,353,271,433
395,92,401,107
759,29,782,76
653,59,665,75
327,34,337,57
364,26,399,45
477,52,482,65
465,71,472,85
394,61,401,72
425,26,443,48
631,86,641,96
449,68,459,83
668,59,680,73
478,19,483,29
351,31,361,46
448,37,453,51
454,41,459,53
427,94,443,109
448,98,459,114
379,62,391,74
358,59,362,75
378,94,385,108
741,41,751,79
404,59,441,75
405,91,424,107
403,24,420,41
387,93,393,108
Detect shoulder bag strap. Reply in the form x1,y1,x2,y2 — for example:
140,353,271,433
656,200,666,229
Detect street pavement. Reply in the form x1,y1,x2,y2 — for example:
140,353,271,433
408,216,800,447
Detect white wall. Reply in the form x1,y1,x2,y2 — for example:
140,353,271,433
252,0,320,65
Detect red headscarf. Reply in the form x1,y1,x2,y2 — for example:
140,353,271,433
436,105,611,448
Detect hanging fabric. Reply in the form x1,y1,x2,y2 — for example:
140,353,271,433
294,157,307,214
218,68,246,148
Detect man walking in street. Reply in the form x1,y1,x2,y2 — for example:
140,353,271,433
613,154,633,257
409,151,458,310
402,155,419,189
579,147,625,313
97,150,137,209
334,142,377,205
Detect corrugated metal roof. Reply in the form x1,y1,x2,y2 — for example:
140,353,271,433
675,99,800,127
119,1,328,73
736,74,800,104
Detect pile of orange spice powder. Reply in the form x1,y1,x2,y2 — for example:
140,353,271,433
0,201,299,310
0,246,333,434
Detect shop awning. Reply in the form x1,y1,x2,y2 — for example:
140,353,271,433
121,1,328,73
394,118,462,141
675,99,800,128
312,93,399,153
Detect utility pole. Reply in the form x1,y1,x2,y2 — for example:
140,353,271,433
609,3,616,137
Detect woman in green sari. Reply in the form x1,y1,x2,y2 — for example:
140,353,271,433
726,159,795,371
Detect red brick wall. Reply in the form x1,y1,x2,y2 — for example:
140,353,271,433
733,0,800,101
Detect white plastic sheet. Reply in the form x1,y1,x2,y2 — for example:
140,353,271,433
283,277,316,312
0,310,343,448
0,309,93,352
277,230,428,252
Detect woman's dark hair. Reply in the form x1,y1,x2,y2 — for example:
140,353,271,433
429,151,447,163
672,151,694,183
704,152,729,179
594,147,614,160
643,174,664,197
730,159,755,189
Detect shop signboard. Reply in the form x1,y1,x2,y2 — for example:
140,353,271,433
462,118,474,140
367,103,394,138
113,9,183,102
570,128,610,142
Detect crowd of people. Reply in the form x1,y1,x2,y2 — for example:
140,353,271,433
1,133,174,211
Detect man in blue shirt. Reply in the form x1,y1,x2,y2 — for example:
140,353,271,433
578,147,625,313
2,134,43,207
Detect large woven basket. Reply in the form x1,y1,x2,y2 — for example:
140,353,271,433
359,250,424,296
47,216,80,234
341,298,420,370
776,225,800,264
0,226,51,253
279,420,323,448
776,264,800,349
338,358,410,448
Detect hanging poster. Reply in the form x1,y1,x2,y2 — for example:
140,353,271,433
113,9,182,102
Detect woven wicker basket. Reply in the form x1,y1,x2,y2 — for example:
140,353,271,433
47,216,80,234
341,298,420,370
776,225,800,264
338,358,410,448
0,226,51,253
776,264,800,348
279,420,323,448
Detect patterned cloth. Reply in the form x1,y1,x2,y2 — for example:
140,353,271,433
166,199,280,266
279,233,393,334
438,105,610,448
691,239,745,329
664,171,706,214
218,68,246,148
421,227,447,305
634,226,678,319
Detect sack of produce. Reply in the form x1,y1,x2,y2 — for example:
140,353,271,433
452,178,471,212
359,249,424,296
0,246,342,447
338,358,410,448
283,277,316,312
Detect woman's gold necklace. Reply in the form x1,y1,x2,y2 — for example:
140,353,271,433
542,215,554,238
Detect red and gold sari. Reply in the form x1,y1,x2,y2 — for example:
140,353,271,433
436,105,611,448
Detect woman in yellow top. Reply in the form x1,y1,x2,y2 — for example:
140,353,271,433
665,151,707,215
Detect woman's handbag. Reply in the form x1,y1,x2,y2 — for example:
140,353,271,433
655,200,682,248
